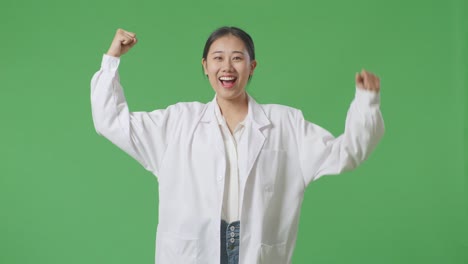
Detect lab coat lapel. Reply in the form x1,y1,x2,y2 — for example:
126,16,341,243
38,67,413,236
245,95,271,179
199,97,225,156
239,95,271,201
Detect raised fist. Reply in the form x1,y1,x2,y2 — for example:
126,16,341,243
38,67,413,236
356,69,380,92
106,28,137,57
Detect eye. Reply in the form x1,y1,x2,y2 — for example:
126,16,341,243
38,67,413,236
213,56,222,61
233,56,243,61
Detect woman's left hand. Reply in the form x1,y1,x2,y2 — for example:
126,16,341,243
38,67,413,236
356,69,380,92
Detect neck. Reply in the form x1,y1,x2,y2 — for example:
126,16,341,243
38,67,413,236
216,92,249,122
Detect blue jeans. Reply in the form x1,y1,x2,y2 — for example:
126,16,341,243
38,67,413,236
220,220,240,264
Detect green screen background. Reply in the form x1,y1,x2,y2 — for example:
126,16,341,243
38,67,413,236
1,0,466,263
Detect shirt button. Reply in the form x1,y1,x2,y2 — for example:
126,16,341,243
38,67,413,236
230,238,235,243
230,226,235,231
230,232,235,237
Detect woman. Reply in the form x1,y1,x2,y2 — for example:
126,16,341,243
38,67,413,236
91,26,384,264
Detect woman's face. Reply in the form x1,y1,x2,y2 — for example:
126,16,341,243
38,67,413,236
202,34,257,101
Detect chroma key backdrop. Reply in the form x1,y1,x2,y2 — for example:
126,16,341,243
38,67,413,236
1,0,466,263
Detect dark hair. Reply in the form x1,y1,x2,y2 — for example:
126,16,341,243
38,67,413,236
202,26,255,81
202,26,255,61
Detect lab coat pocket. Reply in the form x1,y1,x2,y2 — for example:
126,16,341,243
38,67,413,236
155,231,199,263
258,242,287,264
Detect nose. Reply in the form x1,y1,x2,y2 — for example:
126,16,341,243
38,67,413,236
221,59,234,72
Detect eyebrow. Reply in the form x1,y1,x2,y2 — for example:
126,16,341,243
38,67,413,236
211,51,245,55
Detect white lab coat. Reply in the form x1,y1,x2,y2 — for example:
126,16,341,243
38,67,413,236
90,55,384,264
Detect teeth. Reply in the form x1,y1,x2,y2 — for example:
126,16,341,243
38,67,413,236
219,76,236,81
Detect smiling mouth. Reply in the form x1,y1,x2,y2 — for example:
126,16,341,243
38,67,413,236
219,76,237,89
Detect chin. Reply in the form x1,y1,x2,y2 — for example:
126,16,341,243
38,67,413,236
217,88,247,101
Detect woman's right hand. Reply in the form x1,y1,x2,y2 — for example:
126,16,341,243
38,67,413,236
106,28,137,57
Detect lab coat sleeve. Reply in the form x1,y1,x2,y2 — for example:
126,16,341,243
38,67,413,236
297,87,385,186
90,54,171,176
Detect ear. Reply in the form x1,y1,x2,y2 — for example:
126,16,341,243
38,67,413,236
201,58,208,75
250,60,257,75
